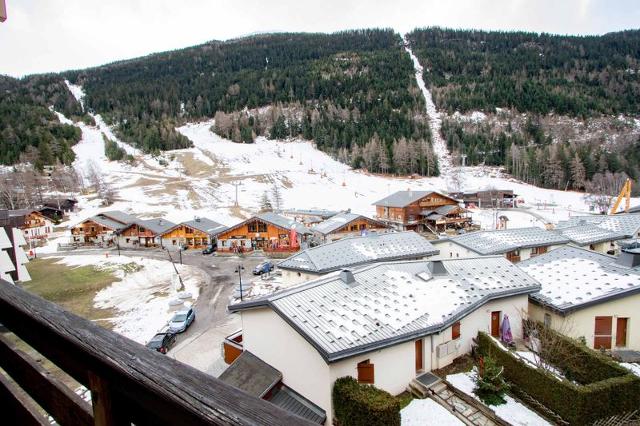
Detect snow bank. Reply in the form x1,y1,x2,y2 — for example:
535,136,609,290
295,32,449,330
52,254,204,344
401,398,463,426
447,370,551,426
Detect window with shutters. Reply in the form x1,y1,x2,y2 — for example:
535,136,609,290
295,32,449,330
357,359,374,384
452,321,461,340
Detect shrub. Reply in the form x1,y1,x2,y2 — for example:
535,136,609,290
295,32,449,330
474,355,509,405
332,376,400,426
103,135,126,161
477,332,640,425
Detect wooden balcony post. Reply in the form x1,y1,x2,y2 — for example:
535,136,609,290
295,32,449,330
88,372,129,426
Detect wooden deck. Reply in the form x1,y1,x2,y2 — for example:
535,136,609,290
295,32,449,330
0,281,314,425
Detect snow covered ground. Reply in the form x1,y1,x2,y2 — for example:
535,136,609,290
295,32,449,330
51,254,205,344
401,398,463,426
57,82,639,236
621,362,640,377
447,370,551,426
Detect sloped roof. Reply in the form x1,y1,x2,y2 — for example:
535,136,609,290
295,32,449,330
136,218,176,235
218,351,281,398
278,231,438,274
520,246,640,314
231,257,540,362
556,214,640,238
283,209,340,220
553,224,626,246
446,227,570,255
268,385,326,424
224,212,311,236
311,212,387,236
100,211,138,225
90,215,130,231
180,218,227,236
373,190,456,208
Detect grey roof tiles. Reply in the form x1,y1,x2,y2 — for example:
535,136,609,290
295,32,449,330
310,212,386,235
446,227,570,255
372,190,435,208
556,214,640,238
278,231,438,274
553,224,626,246
520,245,640,313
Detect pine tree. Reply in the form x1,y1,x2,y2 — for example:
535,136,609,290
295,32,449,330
474,356,509,406
570,153,586,190
259,192,273,212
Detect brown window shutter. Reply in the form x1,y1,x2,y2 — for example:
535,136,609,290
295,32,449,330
357,360,374,384
594,316,613,349
452,321,461,340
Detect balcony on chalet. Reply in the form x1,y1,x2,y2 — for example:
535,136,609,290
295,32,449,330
0,281,314,426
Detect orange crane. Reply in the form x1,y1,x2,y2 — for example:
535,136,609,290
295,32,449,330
610,178,632,215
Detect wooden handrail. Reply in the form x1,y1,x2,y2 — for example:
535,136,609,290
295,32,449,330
0,281,314,425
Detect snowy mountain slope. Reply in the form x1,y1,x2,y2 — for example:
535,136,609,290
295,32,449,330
60,84,639,230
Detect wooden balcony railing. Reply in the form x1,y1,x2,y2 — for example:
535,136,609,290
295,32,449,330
0,281,314,426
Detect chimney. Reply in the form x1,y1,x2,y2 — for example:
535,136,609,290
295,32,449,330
339,269,356,285
615,247,640,268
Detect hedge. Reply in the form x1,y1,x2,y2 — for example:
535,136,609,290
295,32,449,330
478,332,640,425
332,376,400,426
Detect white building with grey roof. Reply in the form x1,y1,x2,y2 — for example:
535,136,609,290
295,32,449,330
520,245,640,351
432,227,570,263
278,231,438,285
551,223,626,254
556,214,640,239
228,257,540,424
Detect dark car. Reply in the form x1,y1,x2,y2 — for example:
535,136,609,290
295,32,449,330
145,332,176,354
202,244,217,255
253,261,274,275
168,307,196,333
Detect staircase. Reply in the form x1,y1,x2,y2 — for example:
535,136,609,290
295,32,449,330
408,372,505,426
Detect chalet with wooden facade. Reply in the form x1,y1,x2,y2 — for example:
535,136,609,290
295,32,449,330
432,227,570,263
311,212,390,243
228,257,540,424
160,218,227,249
71,211,136,245
119,218,176,248
520,246,640,351
216,213,311,253
450,189,517,208
373,190,471,233
0,209,53,242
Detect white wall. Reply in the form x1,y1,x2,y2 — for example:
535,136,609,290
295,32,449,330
529,293,640,351
241,308,332,423
281,269,322,286
431,240,479,260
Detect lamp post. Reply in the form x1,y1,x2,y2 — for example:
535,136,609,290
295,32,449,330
235,264,245,301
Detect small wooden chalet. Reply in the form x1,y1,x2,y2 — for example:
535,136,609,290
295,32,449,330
119,218,176,248
43,198,78,213
217,212,311,253
311,212,390,243
0,209,53,242
38,205,64,221
160,217,227,249
373,190,471,233
71,211,137,245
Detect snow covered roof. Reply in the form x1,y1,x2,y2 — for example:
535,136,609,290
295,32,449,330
520,246,640,314
136,218,176,235
373,190,455,208
446,227,570,255
282,208,341,220
553,224,626,246
311,212,387,235
179,217,227,236
90,214,131,231
556,214,640,238
231,257,540,362
278,231,438,274
0,227,12,250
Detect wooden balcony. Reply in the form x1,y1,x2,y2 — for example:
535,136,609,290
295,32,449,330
0,281,314,425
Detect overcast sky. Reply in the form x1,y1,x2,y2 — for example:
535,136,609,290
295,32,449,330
2,0,639,77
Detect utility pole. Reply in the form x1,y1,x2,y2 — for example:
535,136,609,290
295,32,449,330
233,181,241,207
164,248,185,290
235,264,245,301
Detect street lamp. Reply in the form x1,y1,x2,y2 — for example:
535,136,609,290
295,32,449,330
235,264,245,301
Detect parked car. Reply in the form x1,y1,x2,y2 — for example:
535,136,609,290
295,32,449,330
202,244,217,255
168,307,195,333
145,332,176,354
253,261,274,275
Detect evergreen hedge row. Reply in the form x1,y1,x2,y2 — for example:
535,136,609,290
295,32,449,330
332,376,400,426
478,332,640,425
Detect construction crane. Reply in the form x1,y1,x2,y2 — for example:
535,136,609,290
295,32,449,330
610,178,632,215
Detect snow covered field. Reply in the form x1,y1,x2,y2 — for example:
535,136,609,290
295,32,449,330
401,398,463,426
447,370,551,426
51,254,204,344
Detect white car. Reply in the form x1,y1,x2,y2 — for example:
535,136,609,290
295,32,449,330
168,307,195,333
